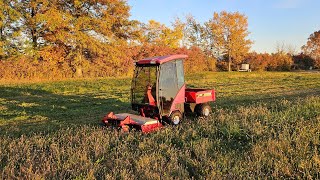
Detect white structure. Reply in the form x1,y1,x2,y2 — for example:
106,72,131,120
239,64,251,72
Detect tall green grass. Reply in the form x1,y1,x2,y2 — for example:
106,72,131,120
0,72,319,178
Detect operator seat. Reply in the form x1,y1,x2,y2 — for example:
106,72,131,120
146,85,156,106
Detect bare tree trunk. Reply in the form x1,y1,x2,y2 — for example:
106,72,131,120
0,27,3,41
0,27,4,59
75,66,83,78
31,29,37,49
74,48,83,78
228,53,231,72
227,35,232,72
31,7,37,50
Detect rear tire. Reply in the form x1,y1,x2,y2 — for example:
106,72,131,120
169,111,183,125
195,103,212,117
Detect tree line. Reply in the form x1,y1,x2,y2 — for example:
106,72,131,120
0,0,319,79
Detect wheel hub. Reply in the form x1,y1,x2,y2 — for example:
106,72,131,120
173,116,180,125
204,108,210,116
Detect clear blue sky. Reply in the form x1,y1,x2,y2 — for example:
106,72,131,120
127,0,320,53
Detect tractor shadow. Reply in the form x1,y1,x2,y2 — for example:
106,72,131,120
0,86,131,137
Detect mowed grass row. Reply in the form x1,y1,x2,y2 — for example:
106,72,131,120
0,72,320,178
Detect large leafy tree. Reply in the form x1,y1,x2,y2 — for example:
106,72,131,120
302,30,320,68
37,0,136,77
141,19,183,48
17,0,48,53
207,11,252,71
182,15,204,48
180,16,216,70
0,0,20,59
182,15,214,55
162,19,184,49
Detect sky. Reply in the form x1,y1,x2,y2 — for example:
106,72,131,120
127,0,320,53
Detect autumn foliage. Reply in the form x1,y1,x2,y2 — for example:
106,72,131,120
0,1,319,80
245,52,293,71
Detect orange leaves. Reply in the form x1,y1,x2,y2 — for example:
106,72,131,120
38,46,66,63
246,52,270,71
129,44,212,74
207,11,252,70
302,30,320,68
246,52,294,71
41,8,69,32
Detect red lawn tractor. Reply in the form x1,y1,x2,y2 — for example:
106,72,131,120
102,55,216,133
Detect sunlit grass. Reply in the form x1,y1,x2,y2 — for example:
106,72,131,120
0,71,319,178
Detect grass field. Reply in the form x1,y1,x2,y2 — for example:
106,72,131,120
0,72,320,179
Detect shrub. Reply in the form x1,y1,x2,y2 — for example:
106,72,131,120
245,52,270,71
267,53,293,71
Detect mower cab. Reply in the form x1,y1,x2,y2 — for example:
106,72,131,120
102,55,216,133
131,54,187,123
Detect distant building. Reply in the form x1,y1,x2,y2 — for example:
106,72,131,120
238,64,251,72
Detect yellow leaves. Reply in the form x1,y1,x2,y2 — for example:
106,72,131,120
40,8,67,32
0,9,4,26
0,40,4,56
142,19,183,48
313,153,320,168
74,0,82,8
208,11,252,64
38,46,66,62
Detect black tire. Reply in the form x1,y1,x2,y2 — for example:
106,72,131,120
169,111,183,125
195,103,212,117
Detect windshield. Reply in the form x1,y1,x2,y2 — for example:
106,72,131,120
132,66,157,105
